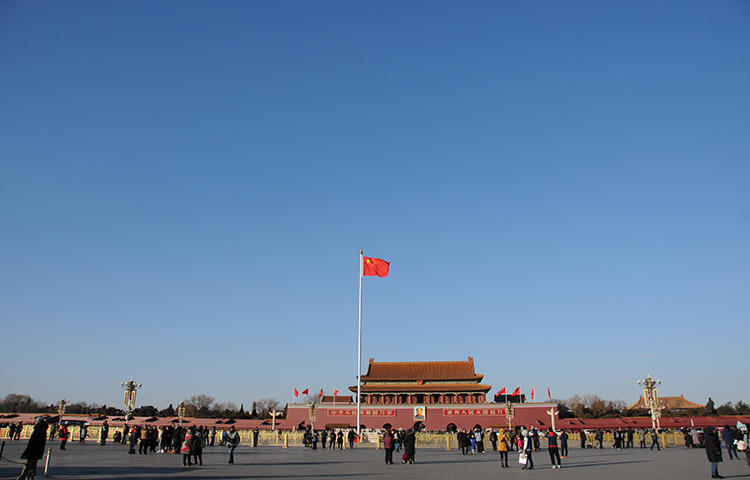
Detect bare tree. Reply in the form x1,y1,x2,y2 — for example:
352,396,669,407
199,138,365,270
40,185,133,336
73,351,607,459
0,394,43,413
255,398,280,418
183,394,215,417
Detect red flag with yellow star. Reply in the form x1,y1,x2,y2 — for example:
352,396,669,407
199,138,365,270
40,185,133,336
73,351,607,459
362,256,390,277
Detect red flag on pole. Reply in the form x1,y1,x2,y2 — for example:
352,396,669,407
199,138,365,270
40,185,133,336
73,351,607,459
301,388,309,395
547,387,551,401
498,387,506,396
511,387,521,397
319,389,324,398
531,387,535,400
294,388,299,397
334,389,339,396
362,257,390,277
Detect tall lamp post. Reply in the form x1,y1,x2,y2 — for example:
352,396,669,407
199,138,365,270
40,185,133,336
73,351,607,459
58,399,67,426
121,378,142,421
505,401,515,431
308,403,317,431
638,374,663,432
177,402,186,427
546,407,559,431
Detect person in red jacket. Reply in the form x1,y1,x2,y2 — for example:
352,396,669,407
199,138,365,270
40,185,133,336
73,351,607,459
383,428,394,465
58,423,70,450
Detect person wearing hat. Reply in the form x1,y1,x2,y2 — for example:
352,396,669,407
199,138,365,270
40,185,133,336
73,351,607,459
704,427,724,478
17,417,47,480
59,422,70,450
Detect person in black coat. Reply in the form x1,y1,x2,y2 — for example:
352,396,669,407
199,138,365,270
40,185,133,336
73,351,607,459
18,417,48,480
704,427,723,479
402,429,416,464
190,430,203,466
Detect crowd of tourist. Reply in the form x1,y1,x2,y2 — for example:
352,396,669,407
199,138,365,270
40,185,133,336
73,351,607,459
301,427,357,450
6,417,750,479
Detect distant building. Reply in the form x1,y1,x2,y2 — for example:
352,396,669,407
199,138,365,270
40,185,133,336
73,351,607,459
286,357,554,431
627,394,704,411
351,357,492,405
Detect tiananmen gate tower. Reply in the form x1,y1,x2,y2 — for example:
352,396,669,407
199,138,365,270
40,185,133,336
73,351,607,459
286,357,555,430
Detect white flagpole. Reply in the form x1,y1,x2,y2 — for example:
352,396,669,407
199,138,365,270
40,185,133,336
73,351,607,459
357,250,363,436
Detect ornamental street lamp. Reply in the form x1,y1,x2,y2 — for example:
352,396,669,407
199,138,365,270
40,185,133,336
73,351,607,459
177,402,186,427
638,374,663,432
121,378,142,420
58,398,67,426
505,401,515,431
270,409,282,431
546,407,559,431
308,403,317,431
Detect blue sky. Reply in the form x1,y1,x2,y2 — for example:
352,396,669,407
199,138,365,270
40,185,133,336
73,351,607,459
1,1,748,410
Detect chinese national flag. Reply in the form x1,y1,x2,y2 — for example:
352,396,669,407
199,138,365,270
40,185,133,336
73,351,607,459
531,387,535,400
511,387,521,397
319,389,324,398
334,389,339,396
498,387,506,396
301,388,309,395
294,388,299,397
363,257,390,277
547,387,551,400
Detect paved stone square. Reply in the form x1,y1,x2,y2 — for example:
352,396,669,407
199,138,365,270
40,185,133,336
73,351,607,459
1,441,749,479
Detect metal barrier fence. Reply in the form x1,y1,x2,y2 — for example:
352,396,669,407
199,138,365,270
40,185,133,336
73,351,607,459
0,426,688,449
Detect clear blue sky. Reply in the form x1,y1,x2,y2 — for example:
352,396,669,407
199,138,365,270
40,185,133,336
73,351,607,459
1,1,748,410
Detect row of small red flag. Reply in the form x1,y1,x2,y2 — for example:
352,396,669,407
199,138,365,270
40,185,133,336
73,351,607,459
294,388,340,398
496,387,553,401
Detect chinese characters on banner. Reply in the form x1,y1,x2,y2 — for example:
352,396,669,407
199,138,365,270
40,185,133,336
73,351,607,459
442,408,506,416
327,409,396,417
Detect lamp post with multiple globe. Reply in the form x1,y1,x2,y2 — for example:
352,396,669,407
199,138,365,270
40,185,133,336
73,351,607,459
121,378,142,421
638,374,663,432
58,398,67,426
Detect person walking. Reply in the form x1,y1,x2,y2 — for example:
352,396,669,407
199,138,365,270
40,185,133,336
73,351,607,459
100,420,109,446
721,427,736,460
497,428,510,468
638,428,646,448
546,428,562,469
521,428,535,470
579,430,586,449
17,417,47,480
704,427,724,478
252,427,259,448
79,423,88,444
458,429,468,455
490,429,498,451
560,430,569,458
59,423,69,450
650,429,661,451
226,426,240,464
383,429,394,465
348,429,356,449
